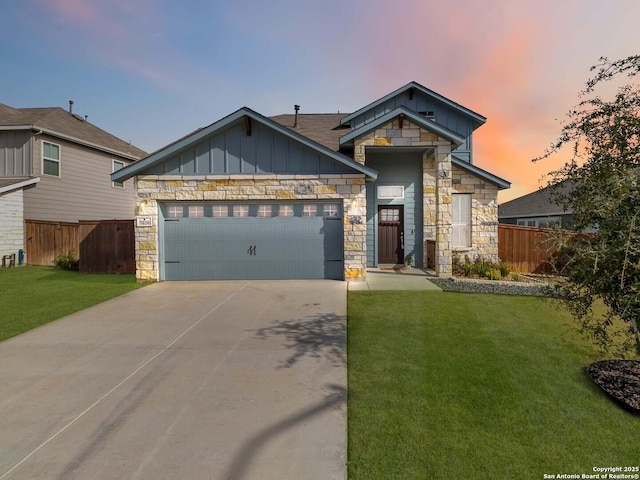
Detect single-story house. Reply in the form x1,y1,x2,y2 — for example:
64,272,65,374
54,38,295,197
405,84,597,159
499,182,574,229
112,82,510,281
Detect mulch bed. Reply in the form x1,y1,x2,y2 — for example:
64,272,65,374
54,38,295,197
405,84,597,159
586,360,640,414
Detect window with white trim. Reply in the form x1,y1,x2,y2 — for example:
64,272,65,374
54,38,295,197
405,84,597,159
303,204,317,217
188,205,204,218
377,185,404,199
233,205,249,217
257,205,272,217
278,205,293,217
112,160,125,188
43,141,60,177
167,205,183,218
452,194,472,248
212,205,228,217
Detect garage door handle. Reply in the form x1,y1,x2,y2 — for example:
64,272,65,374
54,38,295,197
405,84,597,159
248,245,256,256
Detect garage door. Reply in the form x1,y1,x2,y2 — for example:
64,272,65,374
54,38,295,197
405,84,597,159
161,202,344,280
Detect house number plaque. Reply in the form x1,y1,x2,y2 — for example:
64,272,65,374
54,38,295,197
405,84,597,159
136,217,152,227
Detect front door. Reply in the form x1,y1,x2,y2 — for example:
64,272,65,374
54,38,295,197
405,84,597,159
378,205,404,265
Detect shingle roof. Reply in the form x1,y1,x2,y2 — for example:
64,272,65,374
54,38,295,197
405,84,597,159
0,103,147,159
269,113,349,151
498,182,574,218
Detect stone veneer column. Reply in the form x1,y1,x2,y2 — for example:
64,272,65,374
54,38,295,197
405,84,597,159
435,144,453,277
422,153,437,263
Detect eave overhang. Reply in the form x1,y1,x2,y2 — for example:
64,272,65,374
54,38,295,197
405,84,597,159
0,125,141,161
340,81,486,129
339,106,466,148
112,107,378,183
0,177,40,195
452,156,510,190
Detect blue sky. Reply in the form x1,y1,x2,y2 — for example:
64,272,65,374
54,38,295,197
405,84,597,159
2,0,639,201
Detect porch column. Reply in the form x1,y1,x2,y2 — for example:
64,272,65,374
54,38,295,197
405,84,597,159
435,144,453,277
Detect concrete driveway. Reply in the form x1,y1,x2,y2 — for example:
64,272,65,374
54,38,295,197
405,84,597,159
0,280,346,480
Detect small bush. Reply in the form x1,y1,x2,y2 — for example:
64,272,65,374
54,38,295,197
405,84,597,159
485,269,502,280
55,250,79,271
498,261,511,278
474,259,493,278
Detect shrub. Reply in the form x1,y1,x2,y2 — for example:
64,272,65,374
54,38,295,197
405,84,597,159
55,250,79,271
485,269,502,280
473,259,493,278
498,261,511,278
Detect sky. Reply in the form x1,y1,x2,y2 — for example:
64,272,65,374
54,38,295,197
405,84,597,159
1,0,639,202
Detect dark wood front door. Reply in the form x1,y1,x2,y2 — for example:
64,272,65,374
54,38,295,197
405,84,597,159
378,205,404,264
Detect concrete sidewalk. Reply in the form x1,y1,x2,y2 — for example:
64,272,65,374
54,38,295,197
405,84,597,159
0,280,346,480
348,268,442,291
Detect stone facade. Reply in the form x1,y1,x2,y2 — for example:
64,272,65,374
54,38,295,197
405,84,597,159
352,117,499,277
451,166,500,261
0,189,25,259
134,174,367,281
353,118,458,277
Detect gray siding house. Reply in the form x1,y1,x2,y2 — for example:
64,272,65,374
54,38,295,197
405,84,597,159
0,103,147,260
113,82,510,281
498,182,574,229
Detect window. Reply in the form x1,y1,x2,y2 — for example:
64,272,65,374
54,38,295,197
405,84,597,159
212,205,228,217
452,194,471,248
303,204,317,217
278,205,294,217
257,205,273,217
167,205,183,218
517,217,561,228
324,204,340,217
188,205,204,218
112,160,125,188
233,205,249,217
377,185,404,199
43,141,60,177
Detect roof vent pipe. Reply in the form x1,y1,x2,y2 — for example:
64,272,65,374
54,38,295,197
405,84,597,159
293,104,300,128
68,100,73,114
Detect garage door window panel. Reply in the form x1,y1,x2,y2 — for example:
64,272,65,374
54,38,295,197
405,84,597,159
213,205,229,217
233,205,249,217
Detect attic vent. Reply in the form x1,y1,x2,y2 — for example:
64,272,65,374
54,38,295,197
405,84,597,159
418,110,436,120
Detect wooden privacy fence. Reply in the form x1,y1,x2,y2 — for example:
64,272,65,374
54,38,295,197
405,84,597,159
25,220,78,267
25,219,135,273
498,224,563,274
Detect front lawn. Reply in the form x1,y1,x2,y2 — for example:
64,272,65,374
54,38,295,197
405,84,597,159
0,266,146,341
348,291,639,479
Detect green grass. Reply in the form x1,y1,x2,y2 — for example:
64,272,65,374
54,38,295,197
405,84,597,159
348,291,639,480
0,266,147,341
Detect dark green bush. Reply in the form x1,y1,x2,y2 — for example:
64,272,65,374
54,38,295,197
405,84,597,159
55,250,79,271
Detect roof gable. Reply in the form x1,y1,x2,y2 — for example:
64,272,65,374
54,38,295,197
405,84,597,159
452,157,510,190
340,81,486,129
113,107,377,182
0,104,147,159
339,106,466,148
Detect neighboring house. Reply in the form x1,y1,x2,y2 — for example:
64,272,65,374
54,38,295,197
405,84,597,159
113,81,510,281
0,102,147,261
498,182,574,229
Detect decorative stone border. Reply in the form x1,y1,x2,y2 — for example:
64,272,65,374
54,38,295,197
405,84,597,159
428,276,548,296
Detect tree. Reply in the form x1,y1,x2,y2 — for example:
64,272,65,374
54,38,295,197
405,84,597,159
535,56,640,356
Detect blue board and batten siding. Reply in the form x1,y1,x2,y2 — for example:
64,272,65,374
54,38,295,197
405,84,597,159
349,90,475,164
146,121,354,175
366,151,423,267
